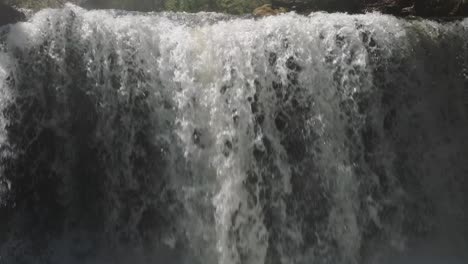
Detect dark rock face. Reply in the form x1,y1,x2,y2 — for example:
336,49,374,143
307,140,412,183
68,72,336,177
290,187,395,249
364,0,414,15
253,4,287,16
364,0,468,17
271,0,364,14
0,3,25,26
414,0,468,17
269,0,467,17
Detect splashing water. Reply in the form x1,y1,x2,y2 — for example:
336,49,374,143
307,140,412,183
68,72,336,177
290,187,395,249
0,4,467,264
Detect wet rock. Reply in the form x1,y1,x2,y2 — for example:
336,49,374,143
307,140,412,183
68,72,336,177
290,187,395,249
0,3,25,26
364,0,468,17
414,0,468,17
262,0,468,17
271,0,363,14
364,0,415,16
253,4,287,17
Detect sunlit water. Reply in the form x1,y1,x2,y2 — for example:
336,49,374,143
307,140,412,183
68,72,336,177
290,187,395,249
0,4,467,264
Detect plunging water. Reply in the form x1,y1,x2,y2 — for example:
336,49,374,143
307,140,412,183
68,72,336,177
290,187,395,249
0,4,467,264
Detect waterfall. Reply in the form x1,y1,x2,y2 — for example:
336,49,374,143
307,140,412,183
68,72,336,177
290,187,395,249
0,4,467,264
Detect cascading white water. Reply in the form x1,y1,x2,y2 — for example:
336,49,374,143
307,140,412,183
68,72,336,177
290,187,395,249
0,4,467,264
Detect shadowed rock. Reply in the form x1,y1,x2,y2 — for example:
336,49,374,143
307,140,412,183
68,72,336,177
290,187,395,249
272,0,363,13
265,0,467,17
364,0,415,15
365,0,468,17
253,4,287,16
0,2,25,26
414,0,468,16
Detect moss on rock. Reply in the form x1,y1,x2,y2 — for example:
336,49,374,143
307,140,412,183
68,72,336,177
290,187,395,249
253,4,287,16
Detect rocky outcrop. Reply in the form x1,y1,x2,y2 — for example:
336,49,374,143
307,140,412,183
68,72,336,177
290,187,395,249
364,0,468,17
271,0,363,13
364,0,414,15
259,0,467,17
414,0,468,17
0,2,25,26
253,4,287,16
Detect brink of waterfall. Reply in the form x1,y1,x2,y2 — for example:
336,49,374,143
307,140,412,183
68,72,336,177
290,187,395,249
0,4,467,264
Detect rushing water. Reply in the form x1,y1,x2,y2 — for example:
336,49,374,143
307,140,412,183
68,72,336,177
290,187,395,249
0,4,467,264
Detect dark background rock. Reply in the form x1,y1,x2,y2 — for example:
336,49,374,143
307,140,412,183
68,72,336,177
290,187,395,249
364,0,468,17
271,0,363,14
364,0,414,15
270,0,467,17
0,2,25,26
414,0,468,17
4,0,468,17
